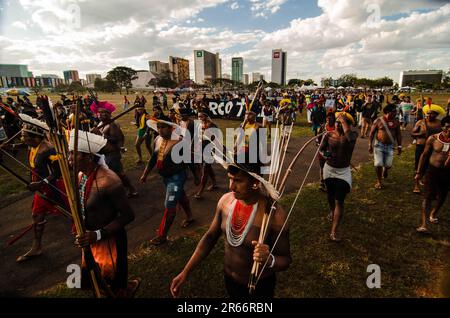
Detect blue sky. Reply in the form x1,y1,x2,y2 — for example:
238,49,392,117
0,0,449,83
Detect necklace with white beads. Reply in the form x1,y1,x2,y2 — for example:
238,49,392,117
226,199,259,247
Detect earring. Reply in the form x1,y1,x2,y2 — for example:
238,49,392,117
252,184,259,190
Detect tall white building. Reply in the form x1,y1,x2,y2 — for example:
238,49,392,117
86,73,102,84
252,72,264,83
243,74,249,85
194,50,220,84
271,49,287,85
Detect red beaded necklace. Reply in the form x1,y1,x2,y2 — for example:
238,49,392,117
231,200,257,235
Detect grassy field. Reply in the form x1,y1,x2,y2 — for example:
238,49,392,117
1,92,448,198
39,146,450,298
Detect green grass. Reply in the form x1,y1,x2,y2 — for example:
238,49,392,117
39,146,450,298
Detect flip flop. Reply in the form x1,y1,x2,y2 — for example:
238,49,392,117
374,183,382,190
16,251,43,263
181,219,195,228
413,188,421,194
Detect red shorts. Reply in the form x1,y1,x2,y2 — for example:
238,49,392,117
31,179,68,216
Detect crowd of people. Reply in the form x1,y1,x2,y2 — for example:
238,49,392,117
0,88,449,298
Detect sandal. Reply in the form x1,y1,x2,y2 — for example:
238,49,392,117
181,219,195,228
412,188,421,194
374,183,382,190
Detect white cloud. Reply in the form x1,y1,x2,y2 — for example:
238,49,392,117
230,2,239,10
1,0,449,83
12,21,27,30
250,0,288,17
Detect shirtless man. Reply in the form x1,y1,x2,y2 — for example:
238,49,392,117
140,118,193,245
92,107,138,198
369,104,402,189
70,131,139,297
194,112,218,199
415,116,450,233
17,124,67,262
170,161,291,298
411,105,443,194
320,113,358,241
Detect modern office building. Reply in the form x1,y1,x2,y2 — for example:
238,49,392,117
149,61,170,75
41,74,61,79
232,57,244,83
252,72,265,83
0,64,31,77
86,73,102,84
63,70,80,83
271,49,287,85
243,74,249,85
399,70,444,87
169,57,190,83
194,50,220,84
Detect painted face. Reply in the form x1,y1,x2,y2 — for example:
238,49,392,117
228,170,256,201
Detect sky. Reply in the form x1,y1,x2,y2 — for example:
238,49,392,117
0,0,449,84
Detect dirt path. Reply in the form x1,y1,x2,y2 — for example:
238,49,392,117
0,131,413,296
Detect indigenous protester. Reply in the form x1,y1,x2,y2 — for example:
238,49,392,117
140,117,194,246
318,111,336,192
262,101,274,138
123,96,130,111
319,112,358,241
415,116,450,233
17,121,67,262
170,155,291,298
311,101,326,137
70,130,140,297
400,96,414,130
368,104,402,190
360,95,378,139
178,108,200,185
411,104,444,194
91,101,138,198
194,111,218,199
236,109,262,155
134,105,152,164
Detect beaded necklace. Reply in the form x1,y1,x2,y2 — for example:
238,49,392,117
226,198,259,247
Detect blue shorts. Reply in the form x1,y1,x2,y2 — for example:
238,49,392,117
163,170,187,209
373,140,394,168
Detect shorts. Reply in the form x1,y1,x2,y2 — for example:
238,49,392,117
163,170,187,209
224,273,276,298
264,115,273,122
373,140,394,168
31,180,67,216
402,112,411,124
137,128,146,139
424,165,450,200
324,178,350,203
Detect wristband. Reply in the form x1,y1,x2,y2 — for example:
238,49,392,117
95,230,102,242
42,178,49,184
268,254,275,269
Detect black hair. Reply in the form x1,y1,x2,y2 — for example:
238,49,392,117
441,116,450,126
383,103,396,114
